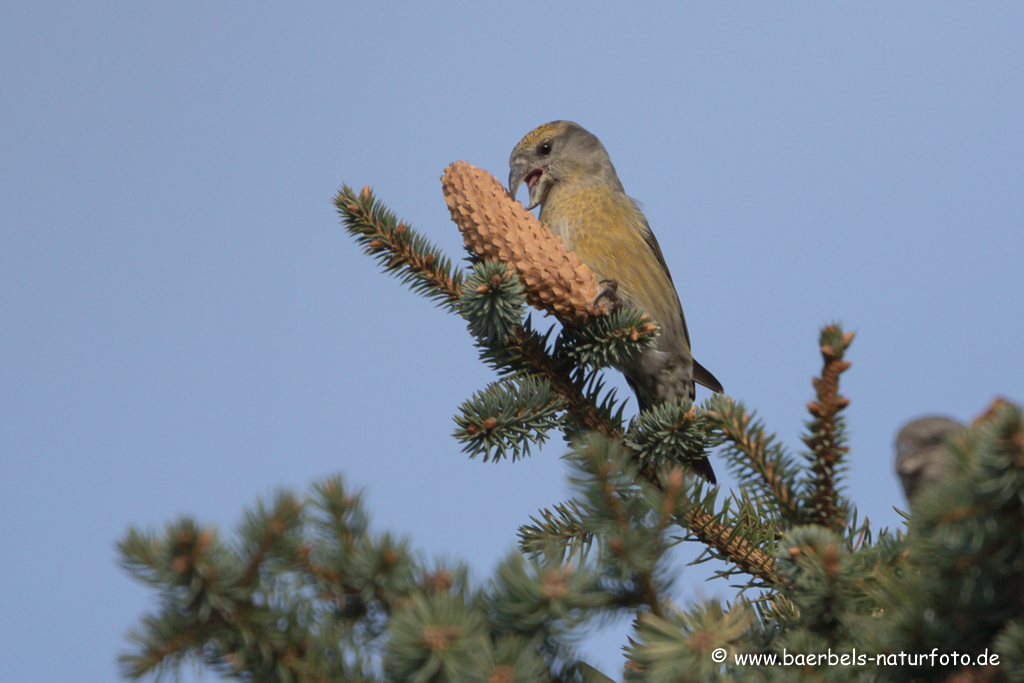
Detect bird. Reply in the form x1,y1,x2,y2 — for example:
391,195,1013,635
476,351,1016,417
894,415,963,501
508,120,723,483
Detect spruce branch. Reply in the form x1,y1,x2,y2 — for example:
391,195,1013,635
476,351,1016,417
118,520,264,679
119,479,430,682
625,399,714,474
308,474,369,553
120,613,214,680
775,526,846,637
680,498,780,585
237,490,303,586
586,442,666,617
802,323,855,532
518,498,594,560
570,406,780,583
483,553,605,681
453,375,566,462
503,321,624,437
556,307,659,371
557,437,689,618
335,184,464,311
460,260,526,345
485,337,781,583
994,621,1024,682
970,398,1024,505
384,592,488,683
623,600,755,682
704,394,802,525
467,317,629,452
472,314,554,377
687,486,785,586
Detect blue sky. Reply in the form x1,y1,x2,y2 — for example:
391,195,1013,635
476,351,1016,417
2,3,1022,680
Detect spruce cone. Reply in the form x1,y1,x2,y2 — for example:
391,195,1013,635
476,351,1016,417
442,160,608,324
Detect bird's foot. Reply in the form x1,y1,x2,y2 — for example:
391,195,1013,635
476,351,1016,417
593,278,625,313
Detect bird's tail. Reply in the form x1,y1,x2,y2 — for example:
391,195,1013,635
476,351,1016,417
688,456,717,485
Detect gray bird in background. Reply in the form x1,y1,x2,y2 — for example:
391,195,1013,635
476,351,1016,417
895,415,964,501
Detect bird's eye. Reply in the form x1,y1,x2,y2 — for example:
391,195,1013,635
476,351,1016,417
539,141,552,155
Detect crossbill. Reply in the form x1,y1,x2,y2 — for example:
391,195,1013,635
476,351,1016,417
508,121,723,483
894,415,963,501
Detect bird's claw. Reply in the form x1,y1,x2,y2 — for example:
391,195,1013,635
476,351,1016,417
593,279,624,313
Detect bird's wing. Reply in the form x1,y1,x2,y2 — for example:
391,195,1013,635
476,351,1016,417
633,204,691,348
634,202,724,394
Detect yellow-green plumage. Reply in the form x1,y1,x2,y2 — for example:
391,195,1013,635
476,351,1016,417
509,120,722,482
542,183,688,355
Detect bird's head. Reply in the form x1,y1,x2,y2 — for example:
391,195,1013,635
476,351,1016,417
895,415,963,500
508,120,618,210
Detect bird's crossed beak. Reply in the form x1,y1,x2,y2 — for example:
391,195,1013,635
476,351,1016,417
508,157,548,211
